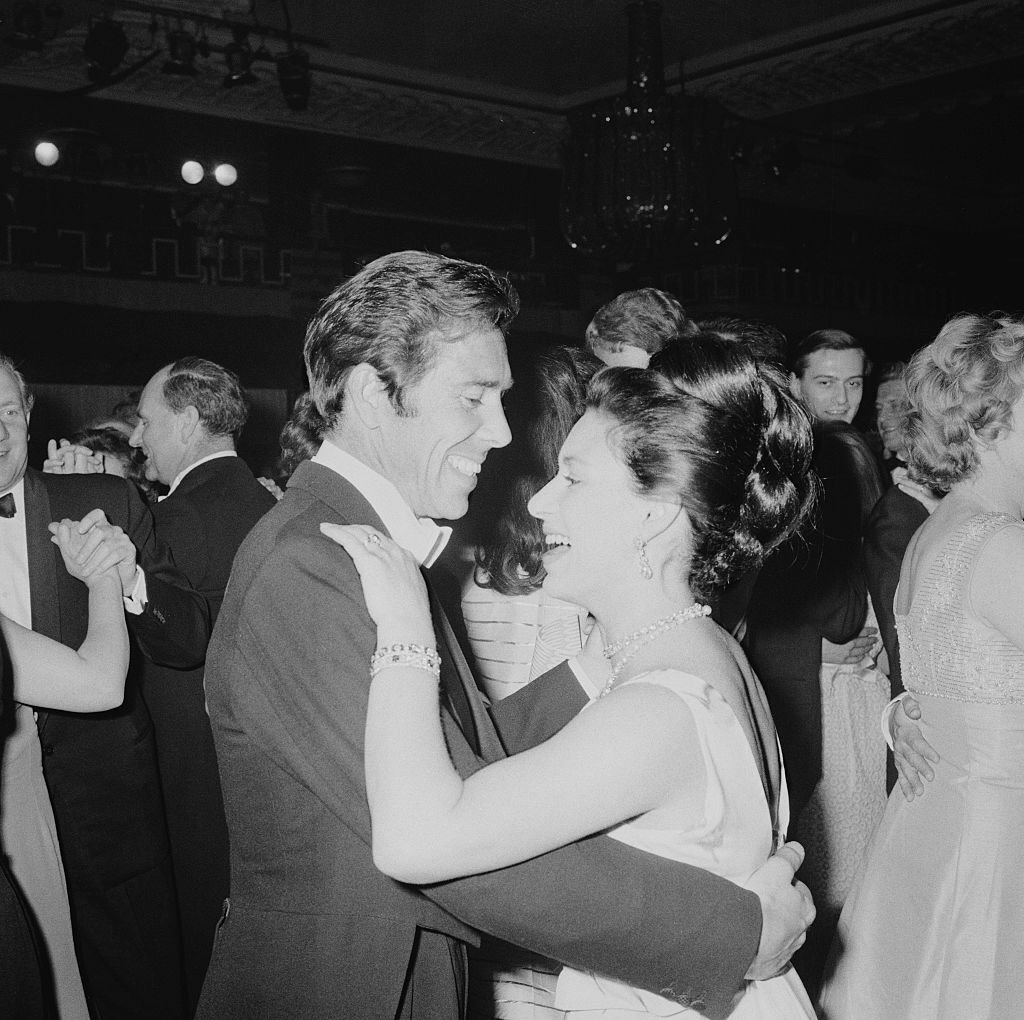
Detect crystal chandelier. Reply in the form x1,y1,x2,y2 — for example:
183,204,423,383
559,1,737,263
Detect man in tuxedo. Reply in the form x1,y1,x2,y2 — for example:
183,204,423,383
0,353,212,1019
745,329,877,826
198,252,812,1020
128,356,275,1013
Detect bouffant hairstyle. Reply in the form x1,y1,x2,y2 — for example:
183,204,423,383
585,288,697,359
476,346,602,596
903,312,1024,493
595,335,815,599
304,251,520,428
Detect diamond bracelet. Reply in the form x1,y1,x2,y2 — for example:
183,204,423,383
370,643,441,681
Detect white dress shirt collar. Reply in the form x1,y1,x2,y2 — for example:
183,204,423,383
0,478,31,628
311,440,451,567
164,450,237,500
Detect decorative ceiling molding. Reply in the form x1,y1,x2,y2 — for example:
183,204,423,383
689,0,1024,119
0,1,1021,167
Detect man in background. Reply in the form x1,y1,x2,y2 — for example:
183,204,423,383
129,356,275,1013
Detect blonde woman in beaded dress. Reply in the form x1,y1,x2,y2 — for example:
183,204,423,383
325,337,818,1018
819,313,1024,1018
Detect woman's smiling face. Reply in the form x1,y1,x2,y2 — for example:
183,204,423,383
527,409,653,608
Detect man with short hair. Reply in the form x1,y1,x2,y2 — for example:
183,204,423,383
0,352,210,1020
787,328,868,425
585,287,696,367
129,356,275,1013
198,251,811,1020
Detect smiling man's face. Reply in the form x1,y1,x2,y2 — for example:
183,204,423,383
375,326,513,520
0,366,30,494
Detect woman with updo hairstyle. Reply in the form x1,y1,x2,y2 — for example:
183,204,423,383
820,313,1024,1018
324,336,818,1018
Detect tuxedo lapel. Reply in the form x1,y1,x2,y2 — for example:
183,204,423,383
23,472,62,734
23,471,61,643
289,462,506,763
425,580,505,763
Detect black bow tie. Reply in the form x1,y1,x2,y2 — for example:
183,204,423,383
0,492,15,518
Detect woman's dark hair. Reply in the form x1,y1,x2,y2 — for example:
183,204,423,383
70,425,160,503
275,392,325,482
596,335,816,599
475,346,602,596
822,423,887,527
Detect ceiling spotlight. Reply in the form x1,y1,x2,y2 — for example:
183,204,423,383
163,28,198,76
181,160,204,185
276,48,311,111
6,2,44,50
223,27,257,87
83,17,130,83
213,163,237,187
34,140,60,167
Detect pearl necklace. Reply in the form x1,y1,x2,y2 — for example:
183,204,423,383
600,602,712,698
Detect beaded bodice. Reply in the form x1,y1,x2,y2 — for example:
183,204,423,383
896,512,1024,705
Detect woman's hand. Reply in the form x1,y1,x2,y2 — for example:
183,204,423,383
319,524,434,644
49,517,122,588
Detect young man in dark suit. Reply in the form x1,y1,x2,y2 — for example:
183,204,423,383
127,356,276,1013
198,252,812,1020
0,353,212,1019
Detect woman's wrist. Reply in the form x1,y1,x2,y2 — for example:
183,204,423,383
371,643,441,681
85,570,122,594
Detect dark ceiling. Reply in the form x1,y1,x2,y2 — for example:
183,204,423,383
1,0,1023,335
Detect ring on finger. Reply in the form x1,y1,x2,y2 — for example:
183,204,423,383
366,532,382,547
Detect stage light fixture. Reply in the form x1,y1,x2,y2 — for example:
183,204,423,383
213,163,237,187
181,160,204,185
223,27,257,87
276,48,311,111
83,17,129,82
34,140,60,167
163,28,198,76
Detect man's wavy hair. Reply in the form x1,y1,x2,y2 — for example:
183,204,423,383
304,251,519,428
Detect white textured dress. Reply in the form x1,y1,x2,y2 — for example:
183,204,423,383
819,512,1024,1019
554,670,814,1019
1,704,89,1019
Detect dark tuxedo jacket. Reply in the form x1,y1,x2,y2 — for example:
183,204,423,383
863,484,928,792
743,423,873,824
198,461,765,1020
863,484,928,702
23,467,211,1020
141,456,274,1013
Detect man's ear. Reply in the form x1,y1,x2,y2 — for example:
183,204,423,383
345,363,389,428
788,372,802,402
179,404,201,441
